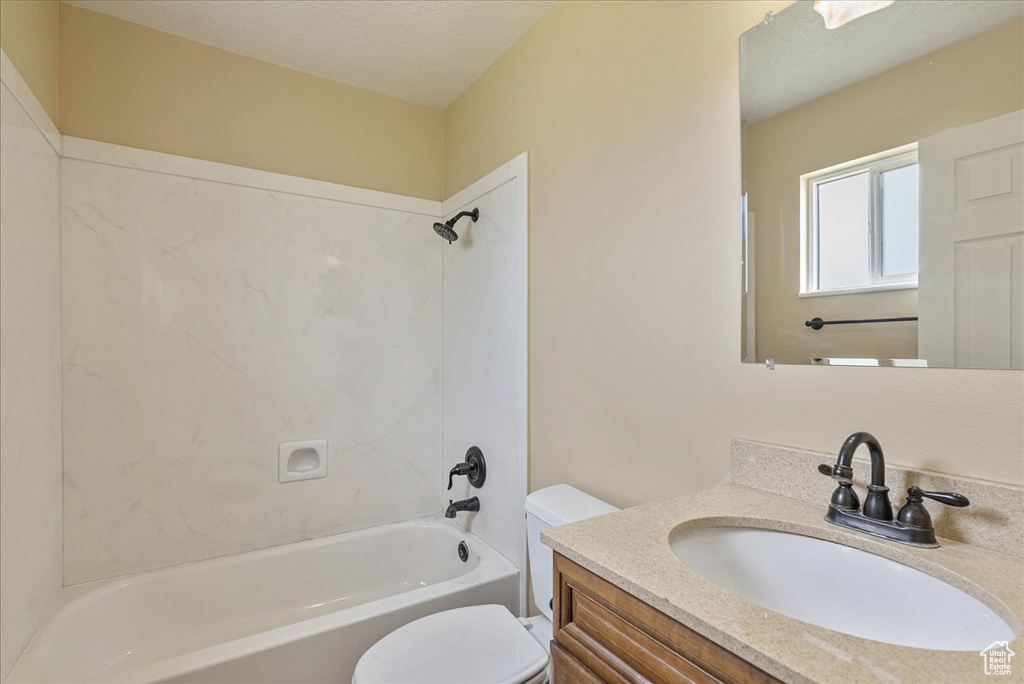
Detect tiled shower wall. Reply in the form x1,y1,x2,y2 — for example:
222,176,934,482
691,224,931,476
0,74,63,678
441,155,529,612
60,142,443,584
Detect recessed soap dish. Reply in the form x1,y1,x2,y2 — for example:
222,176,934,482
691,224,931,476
278,439,327,483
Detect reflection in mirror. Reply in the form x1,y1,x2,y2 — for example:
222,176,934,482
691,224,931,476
740,0,1023,369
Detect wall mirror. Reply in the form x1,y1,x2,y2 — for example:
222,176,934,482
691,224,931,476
740,0,1023,368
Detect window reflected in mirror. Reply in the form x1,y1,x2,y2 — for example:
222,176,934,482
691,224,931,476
803,144,919,296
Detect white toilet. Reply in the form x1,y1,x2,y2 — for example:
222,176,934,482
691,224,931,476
352,484,618,684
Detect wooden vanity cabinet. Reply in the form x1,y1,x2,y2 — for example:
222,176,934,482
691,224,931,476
551,553,783,684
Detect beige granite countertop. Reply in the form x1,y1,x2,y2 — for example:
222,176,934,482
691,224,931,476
542,484,1024,684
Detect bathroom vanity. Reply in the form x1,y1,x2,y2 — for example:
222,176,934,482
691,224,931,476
550,553,780,683
543,441,1024,684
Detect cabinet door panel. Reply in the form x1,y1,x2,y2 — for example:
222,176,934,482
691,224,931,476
572,591,720,683
552,640,604,684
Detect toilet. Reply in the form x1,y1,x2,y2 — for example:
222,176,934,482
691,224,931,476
352,484,618,684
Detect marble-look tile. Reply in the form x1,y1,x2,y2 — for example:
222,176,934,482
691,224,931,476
61,155,442,584
442,155,529,612
0,83,63,679
731,438,1024,558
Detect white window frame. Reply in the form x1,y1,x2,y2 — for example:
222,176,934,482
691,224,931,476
799,142,919,298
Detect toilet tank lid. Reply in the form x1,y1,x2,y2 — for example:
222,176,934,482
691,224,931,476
524,484,618,527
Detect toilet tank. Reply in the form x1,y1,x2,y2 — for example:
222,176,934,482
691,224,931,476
524,485,618,621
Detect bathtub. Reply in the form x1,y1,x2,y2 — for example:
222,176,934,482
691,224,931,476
9,519,519,684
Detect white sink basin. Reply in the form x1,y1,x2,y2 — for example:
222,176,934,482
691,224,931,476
671,526,1017,651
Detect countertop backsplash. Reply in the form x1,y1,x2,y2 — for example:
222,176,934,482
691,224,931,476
730,439,1024,558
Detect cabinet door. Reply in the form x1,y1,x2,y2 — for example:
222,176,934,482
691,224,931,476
551,640,604,684
552,553,782,684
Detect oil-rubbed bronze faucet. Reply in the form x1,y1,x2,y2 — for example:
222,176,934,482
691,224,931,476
445,496,480,519
446,446,486,491
818,432,969,548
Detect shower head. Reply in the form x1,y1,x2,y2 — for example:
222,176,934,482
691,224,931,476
433,221,459,243
432,207,479,244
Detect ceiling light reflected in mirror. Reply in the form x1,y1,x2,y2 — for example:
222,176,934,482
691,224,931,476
813,0,896,30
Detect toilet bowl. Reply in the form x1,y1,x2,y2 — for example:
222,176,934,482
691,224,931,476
352,485,618,684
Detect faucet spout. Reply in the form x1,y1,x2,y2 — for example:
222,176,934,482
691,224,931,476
445,496,480,519
836,431,886,487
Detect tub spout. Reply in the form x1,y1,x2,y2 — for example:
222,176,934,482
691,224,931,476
445,496,480,518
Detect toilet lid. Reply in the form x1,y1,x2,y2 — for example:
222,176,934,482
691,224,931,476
352,604,549,684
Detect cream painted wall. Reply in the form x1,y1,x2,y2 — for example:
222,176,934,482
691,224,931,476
58,4,444,200
443,0,1024,506
746,19,1024,365
0,0,58,123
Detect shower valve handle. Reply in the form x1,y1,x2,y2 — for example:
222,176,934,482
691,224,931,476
446,447,487,491
447,463,474,490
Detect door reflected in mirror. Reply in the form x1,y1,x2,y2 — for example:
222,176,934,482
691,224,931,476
740,0,1023,369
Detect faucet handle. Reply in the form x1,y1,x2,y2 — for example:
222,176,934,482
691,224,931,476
818,464,860,510
446,447,487,491
897,487,969,529
908,487,970,508
817,462,854,482
447,463,473,491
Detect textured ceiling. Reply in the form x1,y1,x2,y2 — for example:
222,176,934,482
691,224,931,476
741,0,1024,124
65,0,555,108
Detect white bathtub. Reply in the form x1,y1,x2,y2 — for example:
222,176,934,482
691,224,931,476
9,519,519,684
